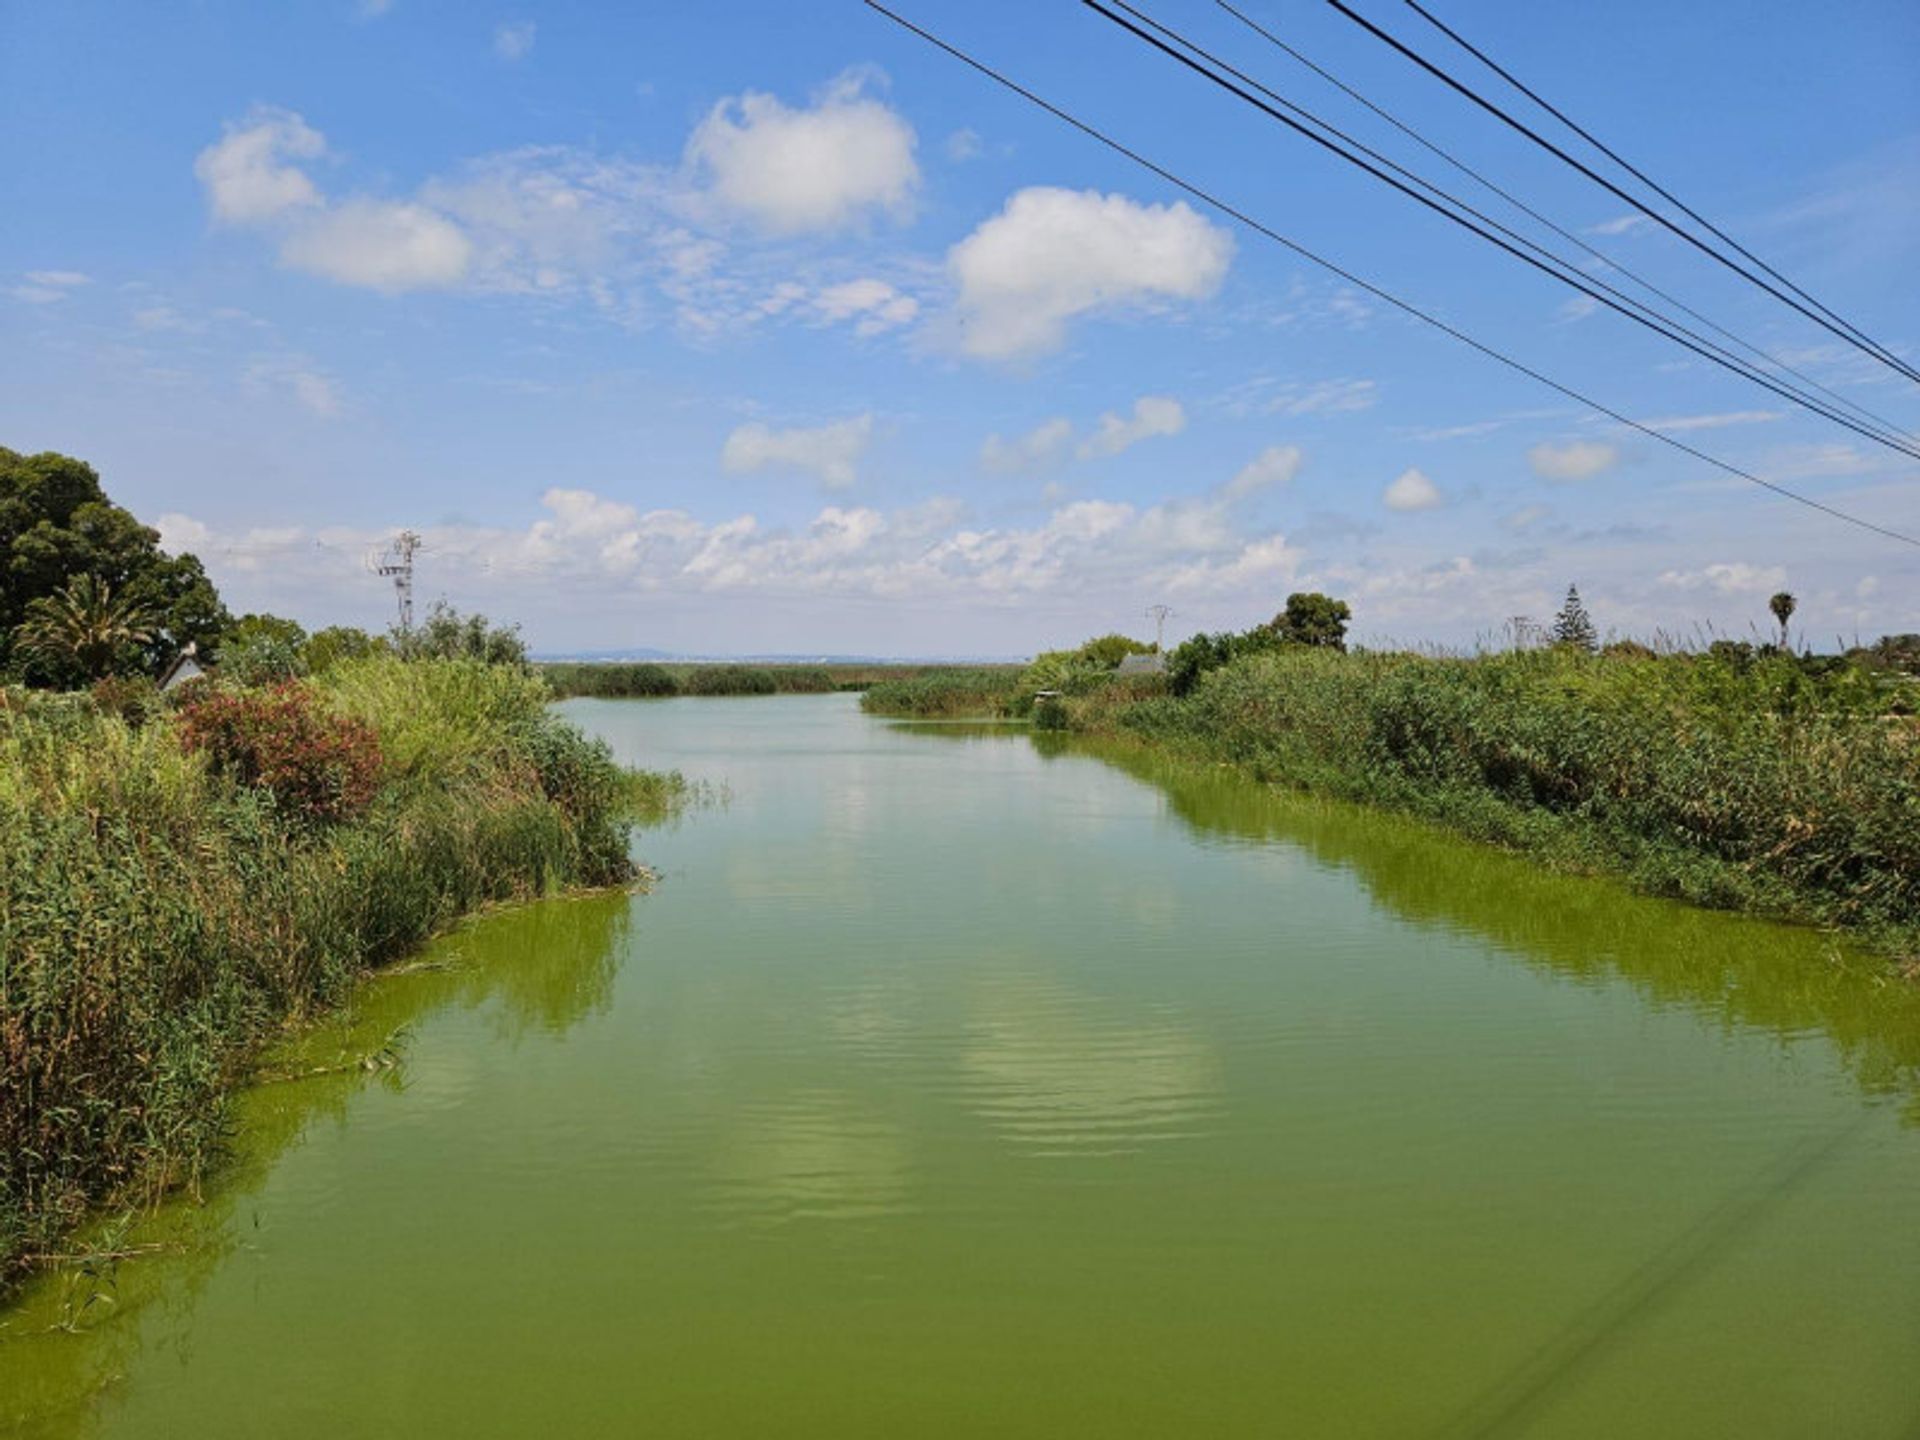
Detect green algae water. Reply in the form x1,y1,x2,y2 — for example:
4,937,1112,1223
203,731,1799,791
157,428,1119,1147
5,693,1920,1437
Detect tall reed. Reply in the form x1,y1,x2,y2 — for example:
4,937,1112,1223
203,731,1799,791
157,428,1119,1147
0,657,666,1277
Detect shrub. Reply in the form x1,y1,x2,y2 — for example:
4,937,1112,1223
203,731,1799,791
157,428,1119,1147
179,683,382,823
682,664,778,696
860,669,1021,718
89,673,162,727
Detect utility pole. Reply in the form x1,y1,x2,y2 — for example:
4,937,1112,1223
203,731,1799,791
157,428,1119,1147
369,531,423,632
1146,603,1174,651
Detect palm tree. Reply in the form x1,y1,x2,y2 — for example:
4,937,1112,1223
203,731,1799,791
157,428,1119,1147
16,575,158,682
1768,591,1797,650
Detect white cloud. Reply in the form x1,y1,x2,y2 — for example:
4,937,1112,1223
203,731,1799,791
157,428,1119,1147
946,187,1232,360
195,109,326,224
196,109,473,293
1224,445,1303,500
1657,562,1787,595
1640,410,1783,433
1077,395,1186,460
1588,214,1651,237
1384,468,1442,511
722,415,874,489
244,355,343,417
1528,440,1619,482
686,70,917,234
981,417,1074,474
493,21,535,60
1265,377,1376,417
945,128,983,162
1556,294,1600,323
278,199,472,291
163,485,1308,618
10,270,90,304
813,277,918,335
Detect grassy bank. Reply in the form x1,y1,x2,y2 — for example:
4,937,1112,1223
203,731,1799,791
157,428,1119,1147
1062,645,1919,957
542,661,1012,699
0,656,676,1279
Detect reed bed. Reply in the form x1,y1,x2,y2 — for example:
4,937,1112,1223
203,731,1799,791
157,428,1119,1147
1079,645,1919,953
0,657,671,1278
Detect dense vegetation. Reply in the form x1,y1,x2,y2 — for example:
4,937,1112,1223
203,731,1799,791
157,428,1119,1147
0,656,675,1279
1045,599,1920,959
541,661,1002,699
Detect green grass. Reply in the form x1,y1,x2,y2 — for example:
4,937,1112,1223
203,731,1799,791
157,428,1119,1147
0,657,677,1280
1065,645,1920,957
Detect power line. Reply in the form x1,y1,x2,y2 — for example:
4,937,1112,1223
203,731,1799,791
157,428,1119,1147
1084,0,1920,461
858,0,1920,551
1320,0,1920,387
1214,0,1920,449
1400,0,1918,386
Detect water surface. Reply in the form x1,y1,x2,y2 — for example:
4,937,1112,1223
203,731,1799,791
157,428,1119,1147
5,694,1918,1437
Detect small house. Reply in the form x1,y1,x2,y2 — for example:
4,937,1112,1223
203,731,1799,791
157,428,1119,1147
158,642,206,692
1114,652,1167,677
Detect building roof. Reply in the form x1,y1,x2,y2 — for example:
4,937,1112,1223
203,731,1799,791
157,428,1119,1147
1114,652,1167,675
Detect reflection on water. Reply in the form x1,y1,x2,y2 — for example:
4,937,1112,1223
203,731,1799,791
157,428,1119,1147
0,895,632,1437
5,695,1919,1440
960,970,1222,1157
1081,737,1920,1118
708,1090,914,1225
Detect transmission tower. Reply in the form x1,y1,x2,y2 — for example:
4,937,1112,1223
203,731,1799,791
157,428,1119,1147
369,531,423,632
1146,604,1175,650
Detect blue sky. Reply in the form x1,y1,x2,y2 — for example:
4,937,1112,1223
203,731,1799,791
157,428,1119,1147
3,0,1916,656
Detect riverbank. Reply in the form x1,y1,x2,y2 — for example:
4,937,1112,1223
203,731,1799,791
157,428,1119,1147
0,657,679,1282
541,661,1019,699
873,644,1920,961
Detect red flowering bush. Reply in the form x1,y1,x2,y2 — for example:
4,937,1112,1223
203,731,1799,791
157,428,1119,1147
178,682,382,823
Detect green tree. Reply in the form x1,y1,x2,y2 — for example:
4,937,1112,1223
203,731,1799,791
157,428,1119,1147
1273,592,1352,651
1551,585,1598,652
303,625,383,674
393,602,528,667
1,447,229,682
1768,591,1796,649
15,575,159,683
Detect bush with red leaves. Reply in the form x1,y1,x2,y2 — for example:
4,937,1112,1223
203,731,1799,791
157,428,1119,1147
178,682,382,823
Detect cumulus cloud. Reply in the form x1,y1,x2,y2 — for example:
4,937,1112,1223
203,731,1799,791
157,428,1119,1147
722,415,874,489
946,187,1232,361
195,108,326,224
278,199,472,291
1077,395,1186,460
493,21,535,60
1224,445,1303,500
196,109,473,293
163,484,1308,620
1384,468,1442,511
981,417,1074,474
1528,439,1619,482
686,70,917,233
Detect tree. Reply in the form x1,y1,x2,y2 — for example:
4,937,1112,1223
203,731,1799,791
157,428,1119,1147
393,602,528,667
15,575,159,683
1273,592,1352,651
303,625,383,674
1551,585,1598,652
1768,591,1796,649
1,447,229,682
